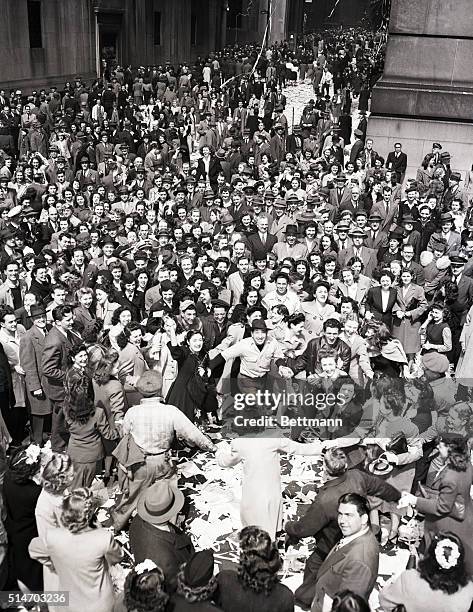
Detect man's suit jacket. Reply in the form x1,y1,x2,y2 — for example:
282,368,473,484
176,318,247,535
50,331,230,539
386,151,408,177
370,199,399,232
19,324,51,416
129,515,194,593
312,531,379,612
74,168,100,189
349,138,364,164
269,134,285,165
338,246,377,278
246,231,278,262
454,275,473,321
364,229,388,250
41,326,76,403
427,231,461,255
335,276,371,305
329,186,352,208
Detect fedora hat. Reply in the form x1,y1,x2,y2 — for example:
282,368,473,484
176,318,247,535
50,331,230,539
368,456,393,476
251,319,267,332
137,481,184,525
29,304,47,319
284,224,298,236
135,370,163,397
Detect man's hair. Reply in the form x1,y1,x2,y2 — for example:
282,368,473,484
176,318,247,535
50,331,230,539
324,318,342,331
52,305,73,322
323,448,348,477
338,492,370,518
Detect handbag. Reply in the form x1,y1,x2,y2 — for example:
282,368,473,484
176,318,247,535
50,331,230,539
418,483,465,520
386,432,409,455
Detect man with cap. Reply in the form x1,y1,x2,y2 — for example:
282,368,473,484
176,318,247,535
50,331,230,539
272,225,306,260
431,142,443,165
397,183,420,224
427,212,461,255
442,171,463,209
113,370,215,531
446,253,473,325
210,318,284,397
75,155,99,189
129,480,195,592
286,125,303,155
339,228,377,277
349,129,365,165
269,123,286,166
436,151,452,187
329,174,352,208
19,304,51,444
365,213,387,250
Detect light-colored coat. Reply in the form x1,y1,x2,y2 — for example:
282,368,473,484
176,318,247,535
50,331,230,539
29,527,122,612
217,437,321,539
19,324,51,415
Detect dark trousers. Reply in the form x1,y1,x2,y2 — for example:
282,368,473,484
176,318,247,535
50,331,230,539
0,391,27,445
31,414,52,445
50,400,69,452
295,546,326,607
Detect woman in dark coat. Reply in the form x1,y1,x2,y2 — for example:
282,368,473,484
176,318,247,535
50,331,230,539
399,435,473,576
165,322,217,424
170,550,223,612
216,526,294,612
364,270,397,330
3,445,43,591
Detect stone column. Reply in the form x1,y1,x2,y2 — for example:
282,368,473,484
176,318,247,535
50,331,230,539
367,0,473,177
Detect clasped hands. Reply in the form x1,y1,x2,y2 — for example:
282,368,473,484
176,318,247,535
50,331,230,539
397,491,418,509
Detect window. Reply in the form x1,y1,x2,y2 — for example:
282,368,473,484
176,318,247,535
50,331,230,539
154,11,161,45
191,14,197,46
27,0,43,48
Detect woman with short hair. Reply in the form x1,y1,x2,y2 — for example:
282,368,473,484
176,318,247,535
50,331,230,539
216,526,294,612
380,531,473,612
29,487,123,612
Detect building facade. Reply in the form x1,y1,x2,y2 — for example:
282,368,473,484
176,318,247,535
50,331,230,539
0,0,225,92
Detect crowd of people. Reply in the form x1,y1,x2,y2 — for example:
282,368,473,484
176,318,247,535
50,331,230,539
0,21,471,612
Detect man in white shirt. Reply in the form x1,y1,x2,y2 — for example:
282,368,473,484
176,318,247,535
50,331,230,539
263,271,301,315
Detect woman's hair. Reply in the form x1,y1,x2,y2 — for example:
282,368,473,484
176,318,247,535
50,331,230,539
441,435,469,472
116,328,130,350
271,304,290,321
8,445,41,484
175,566,217,603
288,312,305,328
331,590,370,612
124,565,169,612
111,305,132,326
366,321,394,350
185,329,203,345
239,286,261,306
68,343,88,366
41,453,74,494
60,487,97,533
421,153,434,170
92,350,120,385
323,448,348,477
76,287,94,301
237,526,282,595
418,532,469,594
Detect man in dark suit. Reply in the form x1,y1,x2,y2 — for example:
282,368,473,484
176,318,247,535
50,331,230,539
329,174,352,208
370,185,399,233
285,448,400,608
386,142,407,184
311,493,379,612
286,125,303,155
448,254,473,326
129,481,194,593
246,215,278,261
41,305,80,451
339,229,377,278
365,213,388,250
19,304,51,444
269,124,286,165
74,155,100,189
194,145,222,193
349,129,364,164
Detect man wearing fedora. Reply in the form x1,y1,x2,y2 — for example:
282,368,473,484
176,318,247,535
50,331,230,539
112,370,215,531
272,225,306,260
329,174,352,208
338,228,377,278
270,198,293,241
19,304,51,444
427,212,461,255
129,480,194,593
441,170,463,209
